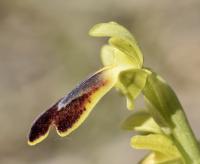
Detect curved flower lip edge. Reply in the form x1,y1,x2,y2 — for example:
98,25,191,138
27,65,119,146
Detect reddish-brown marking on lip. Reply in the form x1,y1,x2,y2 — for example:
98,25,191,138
54,93,90,133
28,102,58,143
28,70,109,144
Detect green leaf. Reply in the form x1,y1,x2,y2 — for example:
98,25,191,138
131,134,181,158
143,72,183,125
143,72,200,163
118,68,151,110
144,98,171,135
121,111,163,134
89,21,134,41
109,37,143,67
140,152,183,164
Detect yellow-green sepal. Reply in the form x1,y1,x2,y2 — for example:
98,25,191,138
121,111,163,134
89,21,134,40
140,152,183,164
131,134,181,159
90,22,143,69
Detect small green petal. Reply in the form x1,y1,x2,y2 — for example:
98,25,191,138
109,37,143,67
101,45,137,70
121,111,163,134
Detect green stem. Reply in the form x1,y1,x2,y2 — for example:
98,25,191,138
143,72,200,163
170,109,200,164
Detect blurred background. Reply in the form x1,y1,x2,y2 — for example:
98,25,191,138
0,0,200,163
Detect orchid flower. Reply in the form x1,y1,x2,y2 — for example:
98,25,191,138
28,22,200,164
28,22,145,146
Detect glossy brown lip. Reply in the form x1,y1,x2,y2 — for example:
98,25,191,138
28,68,111,145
